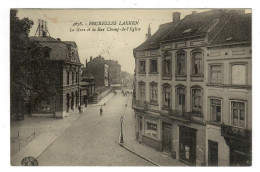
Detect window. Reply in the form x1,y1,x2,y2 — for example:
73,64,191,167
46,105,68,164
139,60,146,73
176,51,186,75
210,99,221,123
192,51,203,75
72,72,74,84
210,65,222,84
150,83,158,103
231,64,246,85
76,72,78,83
163,85,171,108
67,71,70,85
231,101,246,128
145,119,158,139
139,83,146,101
150,59,158,73
192,88,202,114
163,56,171,76
177,87,185,106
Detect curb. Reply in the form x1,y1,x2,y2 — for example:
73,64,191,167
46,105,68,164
117,141,160,166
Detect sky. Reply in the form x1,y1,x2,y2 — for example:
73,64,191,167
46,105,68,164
17,9,250,74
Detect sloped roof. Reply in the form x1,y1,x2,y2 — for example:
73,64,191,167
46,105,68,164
135,22,177,50
209,13,251,45
162,9,231,42
135,10,251,50
29,36,81,63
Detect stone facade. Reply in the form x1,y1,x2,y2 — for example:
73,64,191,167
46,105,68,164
132,9,251,166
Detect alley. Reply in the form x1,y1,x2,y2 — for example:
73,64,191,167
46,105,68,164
36,92,153,166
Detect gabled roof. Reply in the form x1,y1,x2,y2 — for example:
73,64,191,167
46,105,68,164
135,22,177,50
29,36,81,63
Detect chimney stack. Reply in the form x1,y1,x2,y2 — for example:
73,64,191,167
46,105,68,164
145,24,151,40
85,58,88,67
172,12,181,24
90,56,93,61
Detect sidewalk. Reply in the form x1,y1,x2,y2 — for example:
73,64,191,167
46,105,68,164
11,92,115,166
11,110,81,166
119,98,186,166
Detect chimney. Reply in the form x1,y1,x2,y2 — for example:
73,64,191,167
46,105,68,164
145,24,151,40
172,12,181,24
85,58,88,67
192,11,197,15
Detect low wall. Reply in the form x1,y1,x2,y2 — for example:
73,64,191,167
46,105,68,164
93,87,113,104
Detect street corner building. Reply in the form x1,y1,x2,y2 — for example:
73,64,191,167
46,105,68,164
29,35,82,118
132,9,251,166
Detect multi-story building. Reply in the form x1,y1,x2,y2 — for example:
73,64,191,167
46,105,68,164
105,59,121,84
30,36,82,118
132,9,251,166
86,56,110,89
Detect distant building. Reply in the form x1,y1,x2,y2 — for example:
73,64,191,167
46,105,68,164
105,60,121,84
30,36,82,118
133,9,251,166
86,56,110,89
80,68,95,104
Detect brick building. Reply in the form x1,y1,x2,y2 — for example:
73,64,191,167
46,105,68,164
30,36,82,118
132,9,251,166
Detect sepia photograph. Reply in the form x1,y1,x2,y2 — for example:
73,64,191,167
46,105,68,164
9,7,252,167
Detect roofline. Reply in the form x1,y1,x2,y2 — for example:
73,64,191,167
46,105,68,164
161,33,207,44
206,41,251,48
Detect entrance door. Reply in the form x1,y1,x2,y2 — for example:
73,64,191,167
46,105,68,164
162,123,172,153
208,140,218,166
179,126,196,165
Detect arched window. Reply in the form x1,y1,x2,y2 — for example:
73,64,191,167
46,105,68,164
176,85,186,112
138,81,146,101
150,82,158,103
176,50,186,75
191,86,203,114
191,49,203,75
162,84,171,108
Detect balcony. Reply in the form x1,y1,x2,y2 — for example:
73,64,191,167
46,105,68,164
221,124,251,152
161,109,191,122
132,99,148,111
221,124,251,141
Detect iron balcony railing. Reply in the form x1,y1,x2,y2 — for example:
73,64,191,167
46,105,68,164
132,99,148,110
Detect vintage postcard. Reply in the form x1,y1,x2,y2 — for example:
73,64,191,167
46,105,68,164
10,8,252,166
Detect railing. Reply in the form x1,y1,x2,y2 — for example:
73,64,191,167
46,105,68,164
161,109,191,122
132,99,148,110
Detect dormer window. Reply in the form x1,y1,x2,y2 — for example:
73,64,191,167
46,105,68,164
183,28,192,34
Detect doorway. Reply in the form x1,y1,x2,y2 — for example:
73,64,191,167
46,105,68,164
208,140,218,166
179,126,196,165
162,123,172,153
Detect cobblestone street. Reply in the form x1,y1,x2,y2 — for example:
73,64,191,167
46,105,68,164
36,92,153,166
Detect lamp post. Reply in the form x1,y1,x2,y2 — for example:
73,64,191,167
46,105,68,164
120,116,124,144
53,95,56,117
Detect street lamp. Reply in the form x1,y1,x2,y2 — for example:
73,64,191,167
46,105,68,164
120,116,124,144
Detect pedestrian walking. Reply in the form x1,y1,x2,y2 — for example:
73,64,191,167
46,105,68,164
100,107,103,116
78,106,83,115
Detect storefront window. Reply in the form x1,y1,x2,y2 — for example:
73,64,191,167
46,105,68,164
145,119,158,139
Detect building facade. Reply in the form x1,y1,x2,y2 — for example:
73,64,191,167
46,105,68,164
132,9,251,166
30,36,82,118
86,56,110,89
